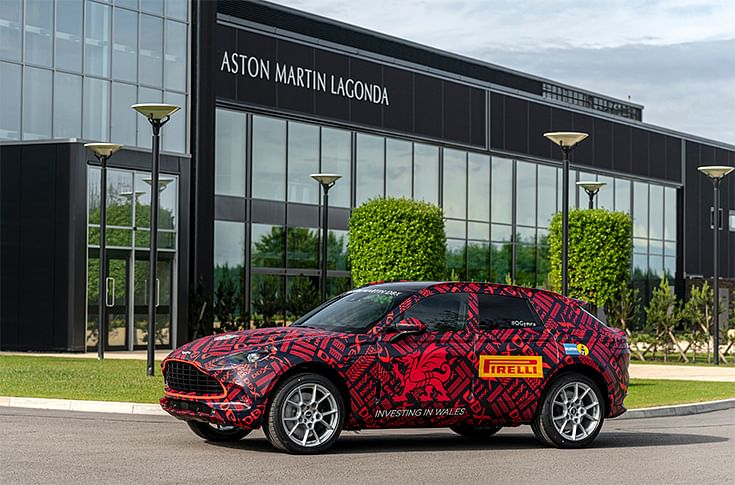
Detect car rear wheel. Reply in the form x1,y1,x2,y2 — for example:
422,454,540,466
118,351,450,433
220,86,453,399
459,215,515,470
186,420,251,442
533,373,605,448
450,424,502,439
265,373,344,454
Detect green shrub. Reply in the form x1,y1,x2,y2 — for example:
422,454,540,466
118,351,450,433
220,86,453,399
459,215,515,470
348,198,446,286
549,209,632,307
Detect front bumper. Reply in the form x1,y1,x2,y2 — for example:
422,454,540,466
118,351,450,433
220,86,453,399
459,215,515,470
160,396,267,430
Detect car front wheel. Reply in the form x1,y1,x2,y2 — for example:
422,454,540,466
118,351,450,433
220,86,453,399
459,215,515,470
186,420,251,442
265,372,344,454
533,372,605,448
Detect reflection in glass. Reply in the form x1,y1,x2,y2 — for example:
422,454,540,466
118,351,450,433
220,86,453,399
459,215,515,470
443,149,467,219
85,1,111,77
287,276,320,322
649,184,664,240
537,164,557,228
321,127,351,208
214,221,245,327
446,239,466,279
491,157,512,224
251,224,285,268
356,133,384,205
664,256,676,280
328,229,349,270
141,0,164,16
23,67,52,140
516,226,536,245
467,241,489,282
516,161,536,226
251,273,285,327
25,0,53,67
83,77,110,141
633,181,648,238
137,86,161,149
133,172,177,230
111,82,137,146
445,219,465,239
558,169,578,210
215,108,246,196
0,62,21,139
468,153,490,221
112,7,137,82
162,91,186,153
0,0,22,61
515,243,536,288
537,237,551,288
491,224,512,242
54,72,82,139
413,143,439,204
490,242,512,283
164,20,187,92
139,14,163,87
664,187,677,241
287,122,319,204
252,116,286,200
385,138,412,198
468,222,489,241
166,0,188,21
55,0,83,72
327,277,352,299
597,175,614,210
614,178,631,214
287,227,319,269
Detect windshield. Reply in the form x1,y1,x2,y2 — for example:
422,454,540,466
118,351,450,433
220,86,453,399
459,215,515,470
292,287,412,333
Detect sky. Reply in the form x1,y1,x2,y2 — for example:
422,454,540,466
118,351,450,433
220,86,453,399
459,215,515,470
273,0,735,145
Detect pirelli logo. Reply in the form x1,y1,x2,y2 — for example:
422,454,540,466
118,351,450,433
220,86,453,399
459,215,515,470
478,355,543,378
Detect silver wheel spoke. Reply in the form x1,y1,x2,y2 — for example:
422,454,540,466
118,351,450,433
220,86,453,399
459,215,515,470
282,382,339,448
551,381,600,442
318,419,334,430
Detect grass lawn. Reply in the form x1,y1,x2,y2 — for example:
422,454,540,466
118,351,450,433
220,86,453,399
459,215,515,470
2,355,735,409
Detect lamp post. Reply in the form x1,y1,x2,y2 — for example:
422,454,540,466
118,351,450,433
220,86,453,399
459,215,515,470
544,132,589,296
132,103,180,376
84,143,122,360
311,174,342,302
697,165,734,366
576,181,606,209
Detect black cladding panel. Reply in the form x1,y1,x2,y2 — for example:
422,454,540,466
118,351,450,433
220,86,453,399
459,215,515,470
490,92,505,150
528,101,552,159
649,132,667,180
593,118,613,170
314,49,350,120
504,96,528,154
612,123,632,174
349,57,382,127
413,74,443,139
631,128,649,179
382,66,413,132
236,29,277,107
443,80,470,145
571,113,595,166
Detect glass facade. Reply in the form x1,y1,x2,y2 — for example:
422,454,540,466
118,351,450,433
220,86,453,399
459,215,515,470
0,0,189,153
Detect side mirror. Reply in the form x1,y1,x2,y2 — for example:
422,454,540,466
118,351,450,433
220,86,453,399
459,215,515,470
389,318,427,342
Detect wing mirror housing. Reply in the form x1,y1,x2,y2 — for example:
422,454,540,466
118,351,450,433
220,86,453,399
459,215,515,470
389,318,427,342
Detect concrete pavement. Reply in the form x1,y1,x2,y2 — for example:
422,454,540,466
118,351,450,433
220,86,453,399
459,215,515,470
629,363,735,382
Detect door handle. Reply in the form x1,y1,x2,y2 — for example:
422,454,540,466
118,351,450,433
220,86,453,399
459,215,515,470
105,277,115,307
155,278,160,308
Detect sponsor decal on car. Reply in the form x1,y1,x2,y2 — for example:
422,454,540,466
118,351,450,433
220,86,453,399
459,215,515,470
563,343,590,356
478,355,543,378
374,407,466,419
213,334,238,341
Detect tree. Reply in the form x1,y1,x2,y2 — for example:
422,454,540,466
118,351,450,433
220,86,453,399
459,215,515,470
348,198,446,286
644,278,684,362
252,276,283,328
287,276,321,321
549,209,632,308
678,282,728,363
605,286,645,360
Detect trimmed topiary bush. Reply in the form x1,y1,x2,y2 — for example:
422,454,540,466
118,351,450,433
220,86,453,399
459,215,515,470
348,198,446,286
549,209,632,307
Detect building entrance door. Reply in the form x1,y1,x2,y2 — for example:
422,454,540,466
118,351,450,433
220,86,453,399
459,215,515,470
132,252,174,349
87,249,131,350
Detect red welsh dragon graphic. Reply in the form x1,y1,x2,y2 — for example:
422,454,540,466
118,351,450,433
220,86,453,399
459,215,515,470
392,343,451,402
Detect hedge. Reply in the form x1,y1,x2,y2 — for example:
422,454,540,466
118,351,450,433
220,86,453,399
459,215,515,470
348,198,446,286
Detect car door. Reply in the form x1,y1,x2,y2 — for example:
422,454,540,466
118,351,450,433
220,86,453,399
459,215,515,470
472,292,555,424
372,292,474,426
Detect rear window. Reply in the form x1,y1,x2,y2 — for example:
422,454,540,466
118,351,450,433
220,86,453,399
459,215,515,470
478,294,543,330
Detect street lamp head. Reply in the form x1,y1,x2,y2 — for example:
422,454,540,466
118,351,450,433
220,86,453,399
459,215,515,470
698,165,734,181
84,143,122,159
576,180,606,195
544,131,589,149
131,103,180,122
311,173,342,187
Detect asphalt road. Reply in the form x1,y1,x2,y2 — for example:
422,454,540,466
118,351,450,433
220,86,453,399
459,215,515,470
2,407,734,485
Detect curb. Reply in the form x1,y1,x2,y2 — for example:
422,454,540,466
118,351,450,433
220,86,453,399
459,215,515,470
614,397,735,420
0,396,167,416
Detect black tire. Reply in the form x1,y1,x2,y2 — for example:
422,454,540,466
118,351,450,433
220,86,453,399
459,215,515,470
450,424,502,439
532,372,605,448
265,372,345,454
186,420,251,442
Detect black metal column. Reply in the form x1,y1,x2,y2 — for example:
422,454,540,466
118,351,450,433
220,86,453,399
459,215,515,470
562,146,570,296
713,178,720,366
98,156,108,360
148,122,161,376
320,186,330,302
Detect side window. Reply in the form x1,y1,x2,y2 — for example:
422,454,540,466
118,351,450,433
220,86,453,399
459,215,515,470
403,293,467,332
478,294,542,330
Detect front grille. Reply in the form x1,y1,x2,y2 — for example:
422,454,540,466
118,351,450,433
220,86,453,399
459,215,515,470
165,361,223,396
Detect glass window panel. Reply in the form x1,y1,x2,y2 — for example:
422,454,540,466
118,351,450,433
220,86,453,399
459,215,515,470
385,138,412,199
214,220,244,272
116,0,138,9
490,242,512,283
664,186,677,241
597,175,614,210
491,223,512,242
517,226,536,245
139,14,163,87
112,7,137,82
445,219,465,239
536,164,557,228
133,172,151,228
141,0,164,15
446,239,466,279
166,0,188,21
515,161,536,227
328,229,349,270
664,241,676,257
214,108,246,197
252,115,286,201
137,86,161,148
106,169,133,228
443,148,466,219
53,72,82,139
0,0,22,61
633,253,647,281
558,168,578,210
537,241,550,288
468,222,489,241
649,184,664,240
633,238,648,254
251,224,285,268
214,221,245,325
648,254,664,280
88,166,101,225
287,121,319,204
468,153,490,221
491,157,512,224
162,91,185,153
320,127,350,208
85,1,111,77
110,82,137,146
287,276,321,322
22,67,52,140
664,256,676,280
633,181,648,238
83,77,110,141
649,239,663,256
467,241,489,282
577,171,596,207
0,62,22,140
251,273,285,326
516,243,536,287
413,143,439,204
55,0,83,72
164,20,186,92
158,176,176,230
614,178,631,214
287,227,319,269
356,133,384,206
24,0,53,67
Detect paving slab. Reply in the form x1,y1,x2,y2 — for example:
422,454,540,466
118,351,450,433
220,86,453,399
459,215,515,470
629,363,735,382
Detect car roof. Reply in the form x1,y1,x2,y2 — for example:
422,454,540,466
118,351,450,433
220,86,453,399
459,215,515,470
362,281,570,302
